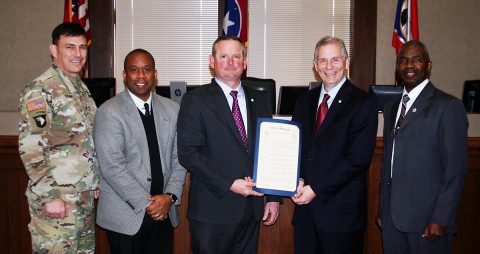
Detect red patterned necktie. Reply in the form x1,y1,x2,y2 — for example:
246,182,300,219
314,94,330,135
230,91,248,149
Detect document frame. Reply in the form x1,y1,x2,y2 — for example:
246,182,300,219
252,118,302,197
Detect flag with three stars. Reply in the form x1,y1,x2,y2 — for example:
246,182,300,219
223,0,248,47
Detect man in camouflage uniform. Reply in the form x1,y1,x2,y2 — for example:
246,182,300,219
18,22,99,253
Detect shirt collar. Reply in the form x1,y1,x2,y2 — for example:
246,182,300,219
127,90,152,111
319,76,346,106
402,79,429,103
215,77,246,99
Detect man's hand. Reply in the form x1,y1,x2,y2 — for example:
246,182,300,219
230,178,264,197
263,202,280,226
146,194,172,221
44,199,67,219
291,179,316,205
422,223,445,240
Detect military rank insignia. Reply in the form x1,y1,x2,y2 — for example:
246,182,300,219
27,98,47,128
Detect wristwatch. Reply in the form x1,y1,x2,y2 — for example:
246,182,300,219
165,193,178,204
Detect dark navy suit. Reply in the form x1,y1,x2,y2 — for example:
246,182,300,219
292,79,378,253
177,79,281,253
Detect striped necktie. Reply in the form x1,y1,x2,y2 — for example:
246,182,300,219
395,94,410,131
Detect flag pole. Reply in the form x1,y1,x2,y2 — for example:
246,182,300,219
407,0,411,41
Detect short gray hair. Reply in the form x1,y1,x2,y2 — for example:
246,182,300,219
313,36,348,61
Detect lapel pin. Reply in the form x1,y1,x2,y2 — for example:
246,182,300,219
338,100,342,103
412,108,417,112
251,98,254,102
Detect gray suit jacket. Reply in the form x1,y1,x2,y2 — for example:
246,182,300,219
94,90,186,235
380,82,468,233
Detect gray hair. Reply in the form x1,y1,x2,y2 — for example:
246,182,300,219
313,36,348,61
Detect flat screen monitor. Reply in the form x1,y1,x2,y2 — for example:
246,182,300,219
170,81,187,104
277,86,309,115
155,86,171,98
81,78,116,107
241,77,276,113
463,80,480,113
369,85,403,112
155,85,201,100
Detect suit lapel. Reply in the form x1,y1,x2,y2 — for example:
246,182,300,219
308,88,321,134
315,80,353,138
244,87,257,152
207,81,248,151
121,91,150,169
400,82,435,130
152,95,168,171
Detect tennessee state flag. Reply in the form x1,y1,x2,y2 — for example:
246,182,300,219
392,0,419,54
223,0,248,48
64,0,91,46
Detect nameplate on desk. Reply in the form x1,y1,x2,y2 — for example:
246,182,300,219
253,118,301,197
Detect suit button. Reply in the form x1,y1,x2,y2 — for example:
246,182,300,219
147,178,152,182
307,158,314,162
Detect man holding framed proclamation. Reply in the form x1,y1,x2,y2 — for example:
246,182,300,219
253,118,301,197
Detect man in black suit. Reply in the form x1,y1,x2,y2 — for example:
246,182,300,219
291,36,378,254
177,35,281,254
378,41,468,254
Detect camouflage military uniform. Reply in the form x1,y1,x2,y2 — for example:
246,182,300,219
18,65,99,254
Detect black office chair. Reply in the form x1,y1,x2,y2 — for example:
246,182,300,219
241,77,276,113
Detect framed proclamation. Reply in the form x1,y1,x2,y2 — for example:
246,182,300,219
252,118,302,197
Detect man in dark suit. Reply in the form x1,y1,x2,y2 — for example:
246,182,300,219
291,36,378,254
94,49,186,253
177,35,281,253
378,41,468,254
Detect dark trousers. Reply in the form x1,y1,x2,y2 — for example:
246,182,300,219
381,182,453,254
106,216,173,254
294,209,363,254
189,199,259,254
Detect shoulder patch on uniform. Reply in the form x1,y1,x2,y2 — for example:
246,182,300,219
34,115,47,128
26,98,46,112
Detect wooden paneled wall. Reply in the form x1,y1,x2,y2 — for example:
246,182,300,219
1,135,479,253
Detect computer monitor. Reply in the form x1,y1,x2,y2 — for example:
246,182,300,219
170,81,187,104
81,78,116,107
463,80,480,113
277,86,309,115
155,85,201,100
241,77,276,113
155,86,171,98
369,85,403,112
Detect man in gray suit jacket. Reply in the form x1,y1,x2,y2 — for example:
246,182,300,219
378,41,468,254
94,49,186,253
